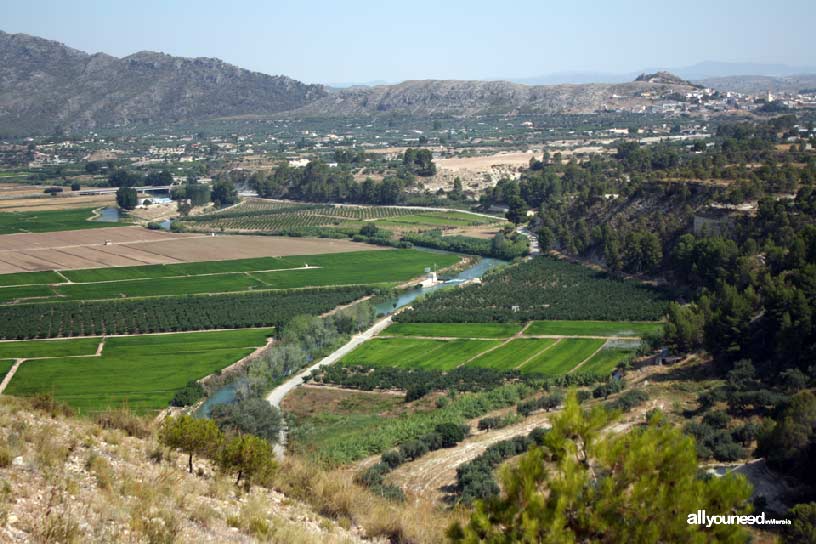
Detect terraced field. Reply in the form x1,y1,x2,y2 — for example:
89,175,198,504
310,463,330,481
3,328,274,413
0,337,101,359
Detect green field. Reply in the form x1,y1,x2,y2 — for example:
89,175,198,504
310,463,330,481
519,339,606,375
4,328,274,413
0,284,55,303
578,347,636,375
466,339,557,371
0,360,14,382
524,320,663,337
0,250,460,303
342,337,501,370
383,322,523,338
0,271,65,287
0,337,101,360
0,208,112,234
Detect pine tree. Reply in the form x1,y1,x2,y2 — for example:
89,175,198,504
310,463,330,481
448,391,752,543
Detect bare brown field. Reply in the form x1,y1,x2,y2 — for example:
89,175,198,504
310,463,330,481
434,151,540,172
0,184,115,211
0,226,385,273
0,194,115,212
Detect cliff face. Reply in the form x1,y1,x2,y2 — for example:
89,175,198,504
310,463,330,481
0,31,328,134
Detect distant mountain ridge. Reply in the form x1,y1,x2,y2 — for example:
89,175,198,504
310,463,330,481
0,30,328,134
1,30,813,135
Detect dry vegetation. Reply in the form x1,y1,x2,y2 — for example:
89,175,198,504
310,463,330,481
0,395,463,543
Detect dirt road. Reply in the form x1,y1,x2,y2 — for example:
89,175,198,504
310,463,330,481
266,314,396,457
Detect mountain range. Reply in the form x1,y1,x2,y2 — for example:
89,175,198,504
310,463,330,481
1,30,815,135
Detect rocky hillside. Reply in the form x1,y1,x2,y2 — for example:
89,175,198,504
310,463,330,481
0,396,454,543
290,77,698,117
0,31,327,134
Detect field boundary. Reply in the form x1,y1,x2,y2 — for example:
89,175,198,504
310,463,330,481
514,338,560,370
568,340,610,374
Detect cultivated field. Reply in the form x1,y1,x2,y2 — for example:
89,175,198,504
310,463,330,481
346,319,648,376
0,249,459,303
383,322,523,338
524,320,662,337
343,338,502,371
176,199,504,236
0,226,386,274
3,328,274,413
0,193,115,212
0,208,115,236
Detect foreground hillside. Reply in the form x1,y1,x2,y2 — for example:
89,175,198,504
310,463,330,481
0,395,463,543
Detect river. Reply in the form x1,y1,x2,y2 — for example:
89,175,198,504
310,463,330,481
196,254,508,421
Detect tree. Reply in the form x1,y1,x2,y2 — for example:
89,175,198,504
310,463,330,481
159,415,222,473
116,186,138,210
70,181,81,191
783,503,816,544
211,179,239,207
211,397,282,443
449,392,752,543
664,302,705,352
218,434,277,490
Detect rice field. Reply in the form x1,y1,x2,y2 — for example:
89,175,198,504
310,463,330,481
465,338,557,371
382,322,523,338
524,320,662,337
3,328,275,413
519,338,606,375
0,249,459,303
342,337,502,370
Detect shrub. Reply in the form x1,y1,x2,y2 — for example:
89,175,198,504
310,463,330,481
170,380,205,407
95,408,150,438
613,390,649,412
702,410,730,429
381,450,403,469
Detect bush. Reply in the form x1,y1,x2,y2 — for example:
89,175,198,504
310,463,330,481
381,450,403,469
398,440,429,461
170,380,205,407
433,423,469,448
612,390,649,412
702,410,730,429
405,384,429,402
211,398,282,443
731,423,760,446
95,408,150,438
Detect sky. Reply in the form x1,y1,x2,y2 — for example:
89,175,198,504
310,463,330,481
2,0,814,84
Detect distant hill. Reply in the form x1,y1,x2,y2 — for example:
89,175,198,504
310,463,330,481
0,30,328,134
289,77,698,117
697,74,816,94
510,61,816,86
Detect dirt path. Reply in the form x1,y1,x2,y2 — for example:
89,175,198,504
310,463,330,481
0,359,24,395
387,410,554,505
266,313,399,458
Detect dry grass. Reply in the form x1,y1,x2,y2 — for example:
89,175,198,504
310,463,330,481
272,456,464,543
0,396,368,543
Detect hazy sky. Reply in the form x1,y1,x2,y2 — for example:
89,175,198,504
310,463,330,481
2,0,814,84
